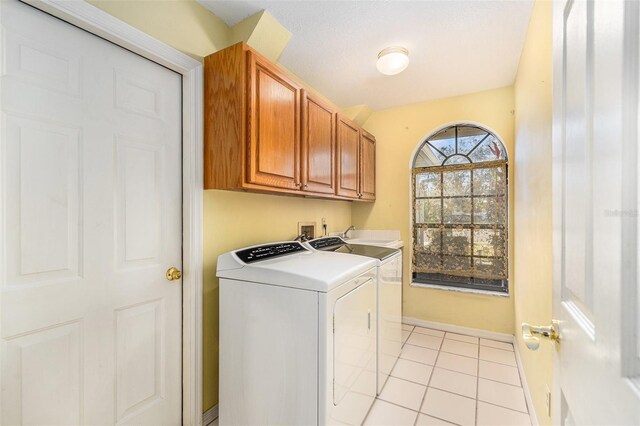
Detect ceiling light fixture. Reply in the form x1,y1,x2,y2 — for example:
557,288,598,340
376,46,409,75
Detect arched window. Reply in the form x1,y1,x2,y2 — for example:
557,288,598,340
412,124,508,294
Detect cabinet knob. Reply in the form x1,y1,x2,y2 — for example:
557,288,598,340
303,184,308,189
295,183,302,188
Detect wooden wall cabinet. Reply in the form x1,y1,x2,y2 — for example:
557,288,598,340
204,42,374,201
359,129,376,201
336,115,376,201
247,51,301,190
301,90,336,195
336,115,360,198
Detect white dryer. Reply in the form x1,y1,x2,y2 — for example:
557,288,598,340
217,241,378,425
305,237,403,394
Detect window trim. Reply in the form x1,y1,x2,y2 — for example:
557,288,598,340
410,281,510,298
410,124,510,296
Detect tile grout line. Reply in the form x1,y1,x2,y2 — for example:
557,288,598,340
413,328,446,426
371,326,424,423
420,343,518,367
390,367,524,403
365,326,417,424
389,326,531,425
398,351,524,387
413,327,528,424
424,384,530,416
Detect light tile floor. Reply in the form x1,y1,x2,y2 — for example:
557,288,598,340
363,324,531,426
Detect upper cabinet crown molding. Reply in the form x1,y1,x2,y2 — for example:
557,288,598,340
204,42,375,201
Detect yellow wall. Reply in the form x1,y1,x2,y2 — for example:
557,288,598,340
88,0,230,60
353,86,516,334
513,1,553,424
88,0,353,412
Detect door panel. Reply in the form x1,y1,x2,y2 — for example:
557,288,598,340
552,0,640,424
248,52,300,190
0,1,182,424
115,300,164,421
2,321,83,425
301,91,336,194
4,115,81,286
115,138,164,269
562,0,593,320
337,116,360,198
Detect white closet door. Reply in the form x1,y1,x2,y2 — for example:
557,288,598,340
0,1,183,424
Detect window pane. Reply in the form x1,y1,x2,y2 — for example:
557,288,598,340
473,167,506,195
443,228,471,256
443,198,471,223
469,135,506,162
443,255,471,274
473,229,506,257
457,126,488,154
415,228,441,254
415,172,441,197
475,257,506,278
473,198,506,224
443,170,471,196
429,127,456,157
443,155,470,165
415,199,441,224
415,252,441,270
414,144,445,167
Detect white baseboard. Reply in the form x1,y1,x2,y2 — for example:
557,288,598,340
203,405,218,425
514,342,539,426
402,316,514,343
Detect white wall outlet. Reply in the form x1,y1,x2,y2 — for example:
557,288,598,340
545,384,551,417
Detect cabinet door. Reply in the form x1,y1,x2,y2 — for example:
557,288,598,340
359,130,376,200
301,91,336,194
336,115,360,198
247,52,301,190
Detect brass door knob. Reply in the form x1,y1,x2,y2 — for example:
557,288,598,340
166,267,182,281
522,320,560,350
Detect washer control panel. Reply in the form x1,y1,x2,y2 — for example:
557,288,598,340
235,242,307,263
308,237,345,250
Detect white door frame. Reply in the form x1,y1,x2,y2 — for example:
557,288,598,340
5,0,205,424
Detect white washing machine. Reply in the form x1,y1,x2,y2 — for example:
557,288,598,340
305,237,403,394
217,241,378,425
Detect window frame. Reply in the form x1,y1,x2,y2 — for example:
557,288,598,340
410,124,509,295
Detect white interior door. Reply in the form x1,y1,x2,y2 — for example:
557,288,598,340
0,1,183,424
552,0,640,424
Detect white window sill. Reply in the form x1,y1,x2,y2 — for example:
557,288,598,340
410,281,509,297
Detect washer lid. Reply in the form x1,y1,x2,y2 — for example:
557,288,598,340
308,237,399,261
217,242,377,293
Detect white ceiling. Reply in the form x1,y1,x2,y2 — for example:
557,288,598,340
198,0,533,111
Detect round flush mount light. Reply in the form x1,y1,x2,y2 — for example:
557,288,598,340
376,46,409,75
